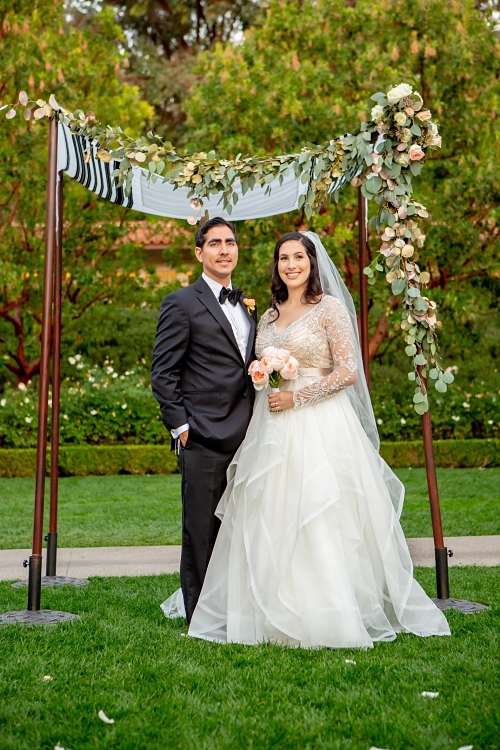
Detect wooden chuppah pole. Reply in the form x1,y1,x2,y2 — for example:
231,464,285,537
27,117,58,611
46,170,63,577
357,190,451,601
357,188,371,389
418,367,450,599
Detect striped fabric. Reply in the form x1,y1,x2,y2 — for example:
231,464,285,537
57,122,353,220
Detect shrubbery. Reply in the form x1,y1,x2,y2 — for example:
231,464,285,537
0,355,498,450
0,357,167,449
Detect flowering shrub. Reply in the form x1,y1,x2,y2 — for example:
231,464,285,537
371,379,498,443
0,357,497,449
0,357,168,449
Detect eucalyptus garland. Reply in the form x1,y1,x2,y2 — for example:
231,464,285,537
1,83,450,413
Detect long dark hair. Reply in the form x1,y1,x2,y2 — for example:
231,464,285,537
270,232,323,320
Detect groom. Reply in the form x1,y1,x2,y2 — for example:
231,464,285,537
151,216,257,622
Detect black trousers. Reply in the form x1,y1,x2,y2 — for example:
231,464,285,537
179,439,235,623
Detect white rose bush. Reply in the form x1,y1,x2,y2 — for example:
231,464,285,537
0,358,166,449
2,82,444,412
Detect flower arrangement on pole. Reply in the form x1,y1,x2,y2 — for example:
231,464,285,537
351,82,450,414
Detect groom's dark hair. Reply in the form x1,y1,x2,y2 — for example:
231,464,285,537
195,216,238,249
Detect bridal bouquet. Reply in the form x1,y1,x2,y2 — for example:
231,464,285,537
248,347,299,390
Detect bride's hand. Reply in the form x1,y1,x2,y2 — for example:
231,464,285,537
268,391,294,412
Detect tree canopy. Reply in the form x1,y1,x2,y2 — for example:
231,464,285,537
183,0,500,373
0,0,154,385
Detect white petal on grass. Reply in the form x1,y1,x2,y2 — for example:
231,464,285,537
458,746,473,750
369,746,389,750
98,710,115,724
43,675,53,681
345,659,357,665
421,691,439,698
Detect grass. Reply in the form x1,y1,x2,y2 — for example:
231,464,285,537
396,468,500,539
0,567,499,749
1,468,499,551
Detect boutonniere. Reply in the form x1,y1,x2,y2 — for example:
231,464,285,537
243,297,256,315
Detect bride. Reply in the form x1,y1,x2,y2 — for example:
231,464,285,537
163,231,451,649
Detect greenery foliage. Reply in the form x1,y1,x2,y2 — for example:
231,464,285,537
0,358,167,449
1,437,499,480
0,0,156,387
0,356,497,452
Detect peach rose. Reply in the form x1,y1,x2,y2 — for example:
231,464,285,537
417,110,432,121
408,144,425,161
251,369,270,390
430,135,442,148
259,357,276,374
248,360,261,375
280,356,299,380
259,346,291,371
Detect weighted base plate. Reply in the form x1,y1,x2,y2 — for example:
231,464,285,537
11,576,89,589
433,598,491,613
0,609,80,625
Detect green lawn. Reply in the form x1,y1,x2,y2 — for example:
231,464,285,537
0,567,498,749
1,468,499,550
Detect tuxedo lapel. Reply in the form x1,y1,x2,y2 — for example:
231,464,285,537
194,276,241,358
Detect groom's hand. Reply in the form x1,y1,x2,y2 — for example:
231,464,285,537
268,392,294,412
179,430,189,447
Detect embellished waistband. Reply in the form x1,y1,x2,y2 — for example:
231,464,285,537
297,367,332,377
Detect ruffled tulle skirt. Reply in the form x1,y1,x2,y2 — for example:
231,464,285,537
163,383,450,648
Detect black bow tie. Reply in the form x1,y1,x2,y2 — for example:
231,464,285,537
219,287,243,306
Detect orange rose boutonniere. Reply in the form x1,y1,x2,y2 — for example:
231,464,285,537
243,298,256,315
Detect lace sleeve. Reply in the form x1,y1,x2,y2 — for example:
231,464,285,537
293,297,358,409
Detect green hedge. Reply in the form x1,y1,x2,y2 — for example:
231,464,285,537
0,440,498,478
0,445,179,479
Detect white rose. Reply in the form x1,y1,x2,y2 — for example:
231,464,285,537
387,83,413,105
428,122,439,136
370,104,385,123
394,112,407,126
396,153,411,167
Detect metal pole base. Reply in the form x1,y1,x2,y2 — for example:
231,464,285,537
27,555,42,611
432,598,491,613
435,547,450,600
46,532,57,577
0,610,80,625
12,576,89,589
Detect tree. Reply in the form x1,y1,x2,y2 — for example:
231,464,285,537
0,0,155,386
100,0,261,142
183,0,500,370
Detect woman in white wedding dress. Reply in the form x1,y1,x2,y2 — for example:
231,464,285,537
163,231,450,649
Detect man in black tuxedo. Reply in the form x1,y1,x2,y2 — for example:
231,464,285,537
151,217,256,622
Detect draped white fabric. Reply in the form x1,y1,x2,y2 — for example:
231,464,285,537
56,122,352,220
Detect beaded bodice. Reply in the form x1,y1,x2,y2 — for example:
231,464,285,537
256,295,358,408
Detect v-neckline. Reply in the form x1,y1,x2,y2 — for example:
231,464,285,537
272,297,324,334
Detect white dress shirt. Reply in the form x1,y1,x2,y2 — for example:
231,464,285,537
171,273,251,439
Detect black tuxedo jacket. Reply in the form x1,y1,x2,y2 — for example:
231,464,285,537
151,275,257,454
